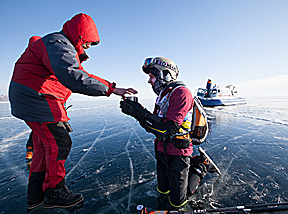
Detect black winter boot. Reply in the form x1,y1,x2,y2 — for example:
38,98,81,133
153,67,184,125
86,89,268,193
27,171,45,210
43,185,83,209
27,199,44,210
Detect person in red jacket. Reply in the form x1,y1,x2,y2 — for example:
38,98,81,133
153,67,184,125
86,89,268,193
9,13,137,210
120,57,219,209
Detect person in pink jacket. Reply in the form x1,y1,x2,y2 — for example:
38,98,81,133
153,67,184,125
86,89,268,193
120,57,219,209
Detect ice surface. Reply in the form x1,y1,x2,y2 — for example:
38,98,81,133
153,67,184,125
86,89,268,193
0,96,287,213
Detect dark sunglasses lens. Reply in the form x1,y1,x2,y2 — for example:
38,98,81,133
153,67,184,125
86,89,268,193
91,41,99,46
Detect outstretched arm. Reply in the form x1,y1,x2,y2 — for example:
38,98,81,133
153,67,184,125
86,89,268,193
113,87,138,96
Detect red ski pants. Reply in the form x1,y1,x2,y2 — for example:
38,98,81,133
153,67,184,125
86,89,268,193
26,121,72,201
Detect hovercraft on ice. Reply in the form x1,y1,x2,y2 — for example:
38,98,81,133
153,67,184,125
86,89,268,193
195,85,246,107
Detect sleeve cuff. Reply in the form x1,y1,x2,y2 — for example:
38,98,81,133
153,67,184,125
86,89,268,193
105,82,116,96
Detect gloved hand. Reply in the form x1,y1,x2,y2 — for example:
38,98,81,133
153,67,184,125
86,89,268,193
120,99,142,117
120,99,151,123
164,120,180,138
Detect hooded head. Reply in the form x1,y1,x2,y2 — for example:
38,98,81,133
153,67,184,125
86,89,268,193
62,13,100,62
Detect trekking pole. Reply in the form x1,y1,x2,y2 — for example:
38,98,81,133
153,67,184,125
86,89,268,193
232,202,288,213
137,202,288,213
192,202,288,213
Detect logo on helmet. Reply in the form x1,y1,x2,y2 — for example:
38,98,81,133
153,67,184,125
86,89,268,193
152,59,178,73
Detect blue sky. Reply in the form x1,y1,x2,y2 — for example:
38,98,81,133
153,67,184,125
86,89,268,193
1,0,287,100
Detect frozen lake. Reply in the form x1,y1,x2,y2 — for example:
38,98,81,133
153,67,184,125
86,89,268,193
0,96,287,213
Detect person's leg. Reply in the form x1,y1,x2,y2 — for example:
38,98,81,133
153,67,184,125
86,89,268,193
26,121,83,209
40,122,71,189
26,124,46,210
187,147,221,196
41,122,83,208
187,155,202,195
168,155,190,207
26,132,34,161
156,151,170,194
198,147,221,175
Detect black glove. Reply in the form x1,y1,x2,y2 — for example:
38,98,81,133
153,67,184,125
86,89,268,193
120,99,151,123
120,99,142,117
164,120,180,138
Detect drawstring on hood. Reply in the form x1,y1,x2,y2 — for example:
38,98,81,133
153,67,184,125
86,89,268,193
62,13,100,63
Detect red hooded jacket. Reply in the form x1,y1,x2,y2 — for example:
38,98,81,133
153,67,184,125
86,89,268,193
9,13,115,122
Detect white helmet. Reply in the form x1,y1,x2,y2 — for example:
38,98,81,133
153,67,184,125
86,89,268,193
142,57,179,95
142,57,179,81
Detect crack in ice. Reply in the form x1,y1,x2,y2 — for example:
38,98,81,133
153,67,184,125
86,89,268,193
66,118,108,178
125,130,135,213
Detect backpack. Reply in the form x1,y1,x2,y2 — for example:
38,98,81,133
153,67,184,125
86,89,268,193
189,96,208,145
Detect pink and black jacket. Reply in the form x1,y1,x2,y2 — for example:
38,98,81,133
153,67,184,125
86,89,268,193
154,81,194,156
9,13,115,123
